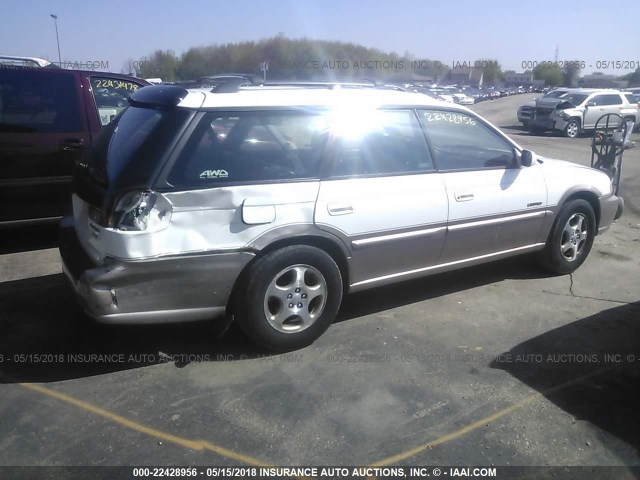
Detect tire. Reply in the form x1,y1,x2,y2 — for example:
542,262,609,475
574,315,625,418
234,245,343,352
563,118,581,138
537,199,596,274
522,121,529,129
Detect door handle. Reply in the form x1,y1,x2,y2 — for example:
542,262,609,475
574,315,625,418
328,202,354,216
454,192,474,202
60,138,85,151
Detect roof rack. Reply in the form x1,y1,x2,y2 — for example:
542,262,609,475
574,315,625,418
214,81,406,93
0,55,59,68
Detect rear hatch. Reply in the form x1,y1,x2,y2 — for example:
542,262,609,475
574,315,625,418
72,87,196,260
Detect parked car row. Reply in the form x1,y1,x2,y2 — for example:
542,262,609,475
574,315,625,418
518,87,640,137
406,84,532,105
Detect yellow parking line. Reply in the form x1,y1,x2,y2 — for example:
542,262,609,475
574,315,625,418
370,393,538,466
370,368,611,466
19,367,611,468
19,382,270,467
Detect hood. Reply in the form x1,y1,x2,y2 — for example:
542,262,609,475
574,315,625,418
520,100,536,109
537,156,585,169
535,97,567,109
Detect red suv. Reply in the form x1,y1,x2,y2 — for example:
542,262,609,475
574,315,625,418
0,60,149,225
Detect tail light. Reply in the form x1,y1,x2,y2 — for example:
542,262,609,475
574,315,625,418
111,191,172,232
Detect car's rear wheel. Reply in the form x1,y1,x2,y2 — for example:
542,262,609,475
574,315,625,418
564,118,581,138
537,199,595,274
234,245,343,351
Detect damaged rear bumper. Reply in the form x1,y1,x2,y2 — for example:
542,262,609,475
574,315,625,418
59,216,254,324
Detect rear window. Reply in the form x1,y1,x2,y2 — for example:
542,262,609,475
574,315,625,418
624,93,640,104
85,106,192,189
168,111,330,187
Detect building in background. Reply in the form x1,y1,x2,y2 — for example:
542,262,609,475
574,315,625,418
578,73,620,88
504,71,533,87
447,67,484,87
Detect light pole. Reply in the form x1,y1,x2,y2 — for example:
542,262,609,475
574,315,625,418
50,14,62,67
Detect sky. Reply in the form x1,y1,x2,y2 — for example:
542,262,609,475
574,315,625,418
1,0,639,76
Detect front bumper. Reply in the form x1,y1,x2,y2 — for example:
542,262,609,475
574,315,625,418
530,115,554,130
552,116,570,132
517,108,532,123
59,216,254,324
598,194,624,234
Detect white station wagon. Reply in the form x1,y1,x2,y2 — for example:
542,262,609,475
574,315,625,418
60,83,623,351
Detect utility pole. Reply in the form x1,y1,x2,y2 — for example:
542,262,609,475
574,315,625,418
554,43,559,63
50,14,62,67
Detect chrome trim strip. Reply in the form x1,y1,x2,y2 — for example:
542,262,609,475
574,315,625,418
94,307,226,324
352,226,446,247
0,216,63,226
350,243,546,288
448,211,550,231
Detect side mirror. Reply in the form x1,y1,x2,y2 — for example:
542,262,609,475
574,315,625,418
520,149,534,167
586,101,596,107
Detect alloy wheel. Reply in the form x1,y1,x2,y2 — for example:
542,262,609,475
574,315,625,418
263,264,328,333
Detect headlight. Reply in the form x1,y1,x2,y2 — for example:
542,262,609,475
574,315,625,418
113,191,172,232
556,110,570,119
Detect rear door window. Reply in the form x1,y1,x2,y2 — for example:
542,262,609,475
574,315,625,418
0,69,82,133
600,94,623,106
329,109,434,177
89,77,144,126
168,112,330,186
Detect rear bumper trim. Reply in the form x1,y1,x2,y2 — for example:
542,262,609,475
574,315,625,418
59,217,254,324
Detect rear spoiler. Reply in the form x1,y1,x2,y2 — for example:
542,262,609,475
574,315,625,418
129,85,189,109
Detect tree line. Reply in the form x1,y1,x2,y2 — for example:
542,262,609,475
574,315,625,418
124,35,639,87
124,36,448,82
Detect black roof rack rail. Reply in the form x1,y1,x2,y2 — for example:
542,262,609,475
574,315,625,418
187,77,406,94
221,81,407,93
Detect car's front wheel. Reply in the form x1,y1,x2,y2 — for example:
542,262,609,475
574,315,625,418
537,199,596,274
234,245,343,351
563,118,581,138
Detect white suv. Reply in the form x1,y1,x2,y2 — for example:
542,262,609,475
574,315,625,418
60,83,623,351
544,89,639,137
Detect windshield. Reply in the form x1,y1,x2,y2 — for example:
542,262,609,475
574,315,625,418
85,106,192,190
545,90,568,98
